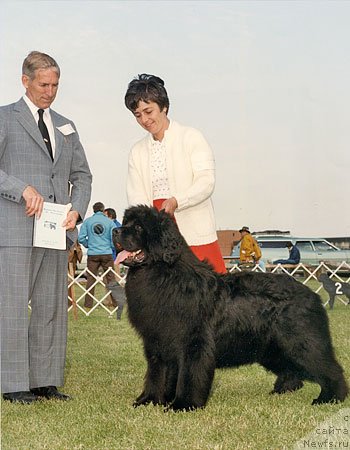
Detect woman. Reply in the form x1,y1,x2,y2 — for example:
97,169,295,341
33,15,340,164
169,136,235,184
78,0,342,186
124,74,226,273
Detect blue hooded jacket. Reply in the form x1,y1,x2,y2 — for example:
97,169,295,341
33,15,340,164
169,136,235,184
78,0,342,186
78,211,116,256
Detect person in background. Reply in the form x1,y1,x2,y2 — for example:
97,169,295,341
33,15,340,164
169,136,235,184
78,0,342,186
0,51,92,404
67,241,83,308
68,241,83,275
124,74,226,273
239,226,264,271
103,207,124,312
104,207,121,262
78,202,120,310
273,241,300,265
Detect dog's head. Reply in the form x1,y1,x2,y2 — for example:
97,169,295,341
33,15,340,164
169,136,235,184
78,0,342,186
113,205,186,267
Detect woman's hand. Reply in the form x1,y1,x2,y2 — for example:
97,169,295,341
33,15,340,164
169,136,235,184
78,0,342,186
161,197,178,216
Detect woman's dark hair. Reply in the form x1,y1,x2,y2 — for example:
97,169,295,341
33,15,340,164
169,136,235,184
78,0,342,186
124,74,170,114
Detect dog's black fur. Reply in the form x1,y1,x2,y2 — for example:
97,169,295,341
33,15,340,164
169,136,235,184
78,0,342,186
113,205,348,411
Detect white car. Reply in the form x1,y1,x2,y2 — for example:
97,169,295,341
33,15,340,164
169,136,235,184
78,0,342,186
230,235,350,266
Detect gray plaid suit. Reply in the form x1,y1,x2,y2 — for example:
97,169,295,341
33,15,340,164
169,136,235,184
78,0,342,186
0,98,92,393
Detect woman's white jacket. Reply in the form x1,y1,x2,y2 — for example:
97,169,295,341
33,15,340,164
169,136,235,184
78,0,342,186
127,120,218,246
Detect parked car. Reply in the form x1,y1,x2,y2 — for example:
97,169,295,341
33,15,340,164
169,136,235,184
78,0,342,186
230,235,350,266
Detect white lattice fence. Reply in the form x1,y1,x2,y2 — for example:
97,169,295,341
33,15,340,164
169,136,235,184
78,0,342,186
228,261,350,308
63,261,350,316
67,267,127,317
26,262,349,317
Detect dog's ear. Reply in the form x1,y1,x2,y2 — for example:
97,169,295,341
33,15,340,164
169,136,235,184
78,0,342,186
158,212,184,264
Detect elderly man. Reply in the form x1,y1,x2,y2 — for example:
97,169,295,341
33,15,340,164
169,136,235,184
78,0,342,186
0,51,92,403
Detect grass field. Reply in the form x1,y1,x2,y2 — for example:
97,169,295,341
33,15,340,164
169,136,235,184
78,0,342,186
1,290,349,450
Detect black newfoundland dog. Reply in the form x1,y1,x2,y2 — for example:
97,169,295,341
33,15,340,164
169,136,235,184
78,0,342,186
113,205,348,411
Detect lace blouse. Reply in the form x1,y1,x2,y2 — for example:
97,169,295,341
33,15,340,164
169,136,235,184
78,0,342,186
150,138,170,200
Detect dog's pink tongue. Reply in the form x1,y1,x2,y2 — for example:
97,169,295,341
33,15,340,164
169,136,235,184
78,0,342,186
116,250,132,265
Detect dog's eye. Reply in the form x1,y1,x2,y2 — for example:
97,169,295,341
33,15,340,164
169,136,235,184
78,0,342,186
135,224,142,232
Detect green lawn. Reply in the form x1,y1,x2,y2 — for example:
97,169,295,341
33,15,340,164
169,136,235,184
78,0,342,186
1,295,349,450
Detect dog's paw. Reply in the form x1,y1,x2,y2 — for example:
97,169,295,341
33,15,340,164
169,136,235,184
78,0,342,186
312,396,339,405
133,399,150,408
133,392,152,407
133,392,167,407
165,399,201,412
270,380,304,395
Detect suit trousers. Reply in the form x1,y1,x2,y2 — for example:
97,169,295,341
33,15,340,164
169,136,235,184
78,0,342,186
0,246,69,393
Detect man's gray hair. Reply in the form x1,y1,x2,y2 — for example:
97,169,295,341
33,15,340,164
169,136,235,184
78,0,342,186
22,51,60,80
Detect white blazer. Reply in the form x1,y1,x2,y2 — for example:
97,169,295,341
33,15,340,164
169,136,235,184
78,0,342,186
127,120,219,246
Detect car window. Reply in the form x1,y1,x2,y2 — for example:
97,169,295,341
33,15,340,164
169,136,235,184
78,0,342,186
295,241,313,251
258,241,289,248
313,241,337,252
230,245,240,257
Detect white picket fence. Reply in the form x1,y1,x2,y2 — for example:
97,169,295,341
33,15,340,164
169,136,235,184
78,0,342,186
67,266,127,317
65,261,350,317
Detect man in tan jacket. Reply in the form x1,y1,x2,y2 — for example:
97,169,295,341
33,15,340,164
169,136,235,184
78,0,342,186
239,226,262,264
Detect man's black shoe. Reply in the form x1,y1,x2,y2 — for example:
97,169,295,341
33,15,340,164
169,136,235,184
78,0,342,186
30,386,71,401
3,391,39,404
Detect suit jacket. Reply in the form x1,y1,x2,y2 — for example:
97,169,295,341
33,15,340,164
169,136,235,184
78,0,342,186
0,98,92,247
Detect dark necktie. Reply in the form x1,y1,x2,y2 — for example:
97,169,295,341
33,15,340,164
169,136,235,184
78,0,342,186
38,109,53,160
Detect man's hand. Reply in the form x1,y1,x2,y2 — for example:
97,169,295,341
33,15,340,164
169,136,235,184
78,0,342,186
22,186,44,218
161,197,178,216
63,210,79,231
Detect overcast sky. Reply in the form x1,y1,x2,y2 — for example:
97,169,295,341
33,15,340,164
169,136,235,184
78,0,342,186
1,1,350,237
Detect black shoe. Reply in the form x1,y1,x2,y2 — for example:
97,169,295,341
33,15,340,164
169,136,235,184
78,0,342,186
30,386,71,401
3,391,39,404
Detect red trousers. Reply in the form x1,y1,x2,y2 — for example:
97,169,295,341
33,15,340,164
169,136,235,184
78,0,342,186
153,199,226,274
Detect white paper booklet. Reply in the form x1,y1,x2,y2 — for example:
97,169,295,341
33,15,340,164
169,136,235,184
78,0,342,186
33,202,72,250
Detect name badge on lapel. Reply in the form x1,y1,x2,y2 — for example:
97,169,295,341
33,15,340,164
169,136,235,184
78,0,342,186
56,124,75,136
